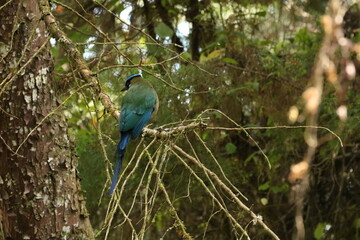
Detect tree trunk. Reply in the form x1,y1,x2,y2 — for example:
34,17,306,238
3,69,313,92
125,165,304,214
0,0,94,239
186,0,200,61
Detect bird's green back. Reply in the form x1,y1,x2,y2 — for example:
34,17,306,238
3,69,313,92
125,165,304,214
119,78,157,134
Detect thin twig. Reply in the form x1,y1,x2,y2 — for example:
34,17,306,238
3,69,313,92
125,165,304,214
172,144,280,240
170,147,250,238
193,131,248,200
0,0,14,11
199,109,272,169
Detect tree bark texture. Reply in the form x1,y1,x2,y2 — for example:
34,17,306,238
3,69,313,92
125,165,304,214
0,0,93,239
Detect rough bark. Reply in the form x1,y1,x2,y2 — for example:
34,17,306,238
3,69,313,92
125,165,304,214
0,0,94,239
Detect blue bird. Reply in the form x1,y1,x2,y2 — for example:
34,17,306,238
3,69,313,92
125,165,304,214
109,74,158,195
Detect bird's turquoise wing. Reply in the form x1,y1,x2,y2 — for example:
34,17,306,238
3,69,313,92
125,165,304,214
132,109,153,138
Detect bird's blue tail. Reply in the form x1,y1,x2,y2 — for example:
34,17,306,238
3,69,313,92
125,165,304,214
109,132,131,195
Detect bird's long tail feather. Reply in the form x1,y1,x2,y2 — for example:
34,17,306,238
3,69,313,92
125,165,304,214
109,133,131,195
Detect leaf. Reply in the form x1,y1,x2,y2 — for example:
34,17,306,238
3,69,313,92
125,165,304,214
207,49,225,60
181,52,192,59
147,45,165,57
270,186,282,193
255,11,267,17
225,143,237,154
354,218,360,229
314,222,328,239
155,22,174,38
244,151,259,165
201,132,209,141
211,111,222,119
155,213,163,230
258,182,270,191
201,49,225,62
251,81,259,91
270,183,289,193
223,57,239,65
244,81,259,91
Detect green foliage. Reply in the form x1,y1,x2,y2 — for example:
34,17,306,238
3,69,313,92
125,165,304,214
294,27,316,51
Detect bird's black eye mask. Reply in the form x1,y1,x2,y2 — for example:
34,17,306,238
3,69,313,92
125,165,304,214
125,80,131,88
121,74,141,91
121,80,131,91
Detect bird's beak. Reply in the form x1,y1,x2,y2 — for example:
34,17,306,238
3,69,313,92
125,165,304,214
121,86,128,92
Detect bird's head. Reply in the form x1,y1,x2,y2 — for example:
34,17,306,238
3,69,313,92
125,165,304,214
121,74,143,91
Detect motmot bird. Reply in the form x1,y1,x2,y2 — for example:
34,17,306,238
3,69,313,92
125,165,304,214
109,74,158,195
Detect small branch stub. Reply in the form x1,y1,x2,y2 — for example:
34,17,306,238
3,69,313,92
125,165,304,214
80,69,91,77
44,15,55,24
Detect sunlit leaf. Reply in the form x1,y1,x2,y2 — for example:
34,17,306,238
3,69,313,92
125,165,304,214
314,222,329,240
207,49,225,60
